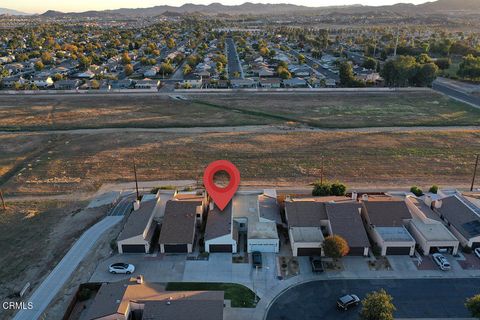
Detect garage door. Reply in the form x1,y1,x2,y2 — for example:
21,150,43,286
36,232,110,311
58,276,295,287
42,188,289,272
386,246,411,255
209,244,232,253
297,248,322,256
348,247,366,256
121,244,146,253
429,246,454,254
164,244,188,253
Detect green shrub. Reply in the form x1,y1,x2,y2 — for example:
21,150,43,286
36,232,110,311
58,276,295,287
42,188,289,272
410,186,423,197
312,181,347,196
428,185,439,194
312,182,331,196
331,182,347,196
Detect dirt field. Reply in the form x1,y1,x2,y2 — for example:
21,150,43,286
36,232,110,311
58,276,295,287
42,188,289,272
0,200,108,319
0,91,479,131
2,129,479,196
195,91,480,128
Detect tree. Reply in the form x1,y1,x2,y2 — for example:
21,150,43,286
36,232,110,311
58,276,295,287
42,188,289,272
90,80,100,89
79,56,92,71
362,57,376,70
159,62,174,76
183,64,192,75
417,53,432,64
435,58,451,70
121,52,131,65
124,64,134,76
52,73,63,82
166,38,176,49
458,54,480,80
361,289,396,320
339,61,355,86
298,54,305,64
323,235,349,259
414,63,438,87
41,51,53,65
34,61,44,71
410,186,423,197
466,294,480,318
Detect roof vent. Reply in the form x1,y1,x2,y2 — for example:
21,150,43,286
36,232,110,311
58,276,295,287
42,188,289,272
116,299,121,304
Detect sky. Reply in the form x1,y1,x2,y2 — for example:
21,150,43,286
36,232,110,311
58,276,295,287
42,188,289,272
4,0,432,14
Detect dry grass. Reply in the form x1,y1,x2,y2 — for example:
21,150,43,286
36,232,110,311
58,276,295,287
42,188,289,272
0,92,479,131
0,200,104,305
195,91,480,127
2,130,479,196
0,95,274,131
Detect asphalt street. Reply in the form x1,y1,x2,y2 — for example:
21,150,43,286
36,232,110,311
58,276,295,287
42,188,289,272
432,80,480,109
266,278,480,320
226,37,244,79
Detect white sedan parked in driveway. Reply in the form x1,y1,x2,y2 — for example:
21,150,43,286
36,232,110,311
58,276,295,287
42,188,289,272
474,248,480,259
109,263,135,274
433,253,451,271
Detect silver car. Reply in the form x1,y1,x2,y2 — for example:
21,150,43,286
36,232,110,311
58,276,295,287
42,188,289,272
433,253,451,271
109,263,135,274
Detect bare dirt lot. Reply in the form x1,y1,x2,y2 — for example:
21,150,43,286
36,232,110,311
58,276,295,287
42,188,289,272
0,200,108,319
0,91,479,131
1,129,479,196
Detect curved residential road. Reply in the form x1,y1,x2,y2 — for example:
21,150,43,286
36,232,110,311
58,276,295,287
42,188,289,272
1,125,479,136
13,202,129,320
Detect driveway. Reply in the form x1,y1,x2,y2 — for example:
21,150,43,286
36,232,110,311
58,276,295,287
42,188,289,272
13,215,124,320
266,278,480,320
90,254,185,283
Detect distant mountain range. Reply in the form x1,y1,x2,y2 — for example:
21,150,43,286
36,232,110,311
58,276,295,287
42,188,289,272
6,0,480,18
0,7,29,15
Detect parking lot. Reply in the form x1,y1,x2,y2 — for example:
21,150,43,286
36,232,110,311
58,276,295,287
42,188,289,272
266,278,480,320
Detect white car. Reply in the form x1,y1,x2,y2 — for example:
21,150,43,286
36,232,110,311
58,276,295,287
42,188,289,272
432,253,451,271
109,263,135,274
474,248,480,259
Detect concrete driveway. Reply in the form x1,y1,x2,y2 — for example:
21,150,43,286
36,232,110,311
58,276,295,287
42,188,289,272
90,254,186,283
266,278,480,320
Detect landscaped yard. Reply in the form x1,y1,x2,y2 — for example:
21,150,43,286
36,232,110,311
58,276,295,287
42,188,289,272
165,282,258,307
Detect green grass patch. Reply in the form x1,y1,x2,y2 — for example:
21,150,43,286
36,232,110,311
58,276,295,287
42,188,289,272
165,282,258,308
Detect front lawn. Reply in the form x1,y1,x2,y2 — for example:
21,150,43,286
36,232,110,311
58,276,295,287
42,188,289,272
165,282,258,307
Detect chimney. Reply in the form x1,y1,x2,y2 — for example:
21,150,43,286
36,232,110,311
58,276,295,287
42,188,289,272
209,202,214,211
434,199,443,209
136,275,144,284
133,200,141,211
351,192,358,201
285,195,292,202
361,194,369,201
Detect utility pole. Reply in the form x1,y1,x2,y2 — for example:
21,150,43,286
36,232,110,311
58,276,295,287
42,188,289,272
0,189,6,210
133,158,140,201
320,156,325,184
471,154,479,192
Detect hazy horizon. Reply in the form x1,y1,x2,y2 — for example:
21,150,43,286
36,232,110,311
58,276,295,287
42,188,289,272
3,0,432,14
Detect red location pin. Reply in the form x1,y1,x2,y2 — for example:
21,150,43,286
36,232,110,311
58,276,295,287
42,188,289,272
203,160,241,211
